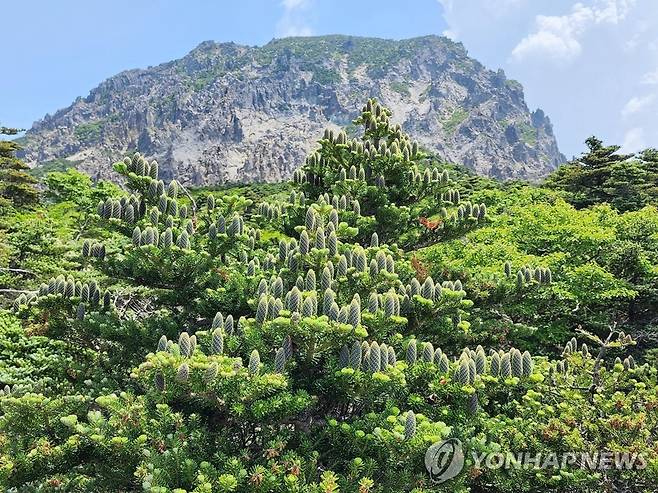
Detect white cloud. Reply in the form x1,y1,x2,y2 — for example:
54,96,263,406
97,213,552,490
276,0,313,37
437,0,524,40
511,1,635,63
594,0,635,23
435,0,658,156
621,94,655,118
436,0,459,39
442,28,458,40
512,24,585,62
621,126,645,152
641,67,658,84
282,0,307,8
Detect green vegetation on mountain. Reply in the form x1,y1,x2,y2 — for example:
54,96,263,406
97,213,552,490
73,119,104,143
0,101,656,492
0,127,38,208
29,157,80,179
389,81,411,97
441,108,469,136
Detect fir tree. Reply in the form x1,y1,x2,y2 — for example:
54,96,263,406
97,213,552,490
0,128,38,208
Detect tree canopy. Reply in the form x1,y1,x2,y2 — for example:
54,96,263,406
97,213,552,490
0,102,656,492
0,127,38,208
546,136,658,211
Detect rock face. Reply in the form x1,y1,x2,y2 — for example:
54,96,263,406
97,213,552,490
21,35,565,184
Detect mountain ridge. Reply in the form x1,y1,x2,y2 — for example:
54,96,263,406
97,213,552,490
20,34,565,184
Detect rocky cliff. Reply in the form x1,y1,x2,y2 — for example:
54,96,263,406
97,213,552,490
20,35,565,184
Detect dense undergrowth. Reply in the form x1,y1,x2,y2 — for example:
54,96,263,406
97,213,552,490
0,100,657,492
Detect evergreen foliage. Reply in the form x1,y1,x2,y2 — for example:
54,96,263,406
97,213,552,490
0,128,38,208
547,136,658,211
0,102,656,492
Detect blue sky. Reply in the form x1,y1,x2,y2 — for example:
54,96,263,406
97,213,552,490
2,0,657,157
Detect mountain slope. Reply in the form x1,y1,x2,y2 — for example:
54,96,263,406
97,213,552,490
20,35,565,184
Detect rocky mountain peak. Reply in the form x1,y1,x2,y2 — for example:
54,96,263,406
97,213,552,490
20,34,564,184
